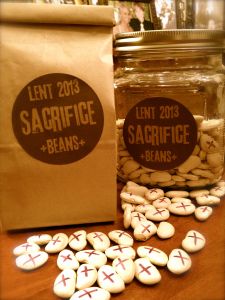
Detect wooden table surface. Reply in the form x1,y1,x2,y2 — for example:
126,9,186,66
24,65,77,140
0,182,225,300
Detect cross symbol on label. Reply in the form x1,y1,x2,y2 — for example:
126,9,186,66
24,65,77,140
79,139,85,146
23,253,41,266
187,232,204,245
139,263,151,275
40,145,47,152
81,266,94,277
61,254,72,262
115,258,128,270
93,232,104,242
172,154,177,160
140,153,145,160
78,288,98,299
57,274,70,287
102,271,114,283
173,250,189,266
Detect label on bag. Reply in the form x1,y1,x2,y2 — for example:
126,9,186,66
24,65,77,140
123,97,197,170
12,73,104,164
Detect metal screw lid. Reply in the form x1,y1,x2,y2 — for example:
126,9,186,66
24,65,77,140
114,29,225,56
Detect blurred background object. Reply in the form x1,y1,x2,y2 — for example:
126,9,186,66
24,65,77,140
154,0,224,30
194,0,224,29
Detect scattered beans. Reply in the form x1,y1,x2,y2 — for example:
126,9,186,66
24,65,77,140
12,179,225,299
134,257,161,285
194,206,213,221
157,221,175,239
181,230,206,253
167,249,192,274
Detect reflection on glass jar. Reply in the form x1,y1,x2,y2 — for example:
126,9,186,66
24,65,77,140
114,29,225,189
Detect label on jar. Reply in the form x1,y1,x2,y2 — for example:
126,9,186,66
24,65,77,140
123,97,197,170
12,73,104,164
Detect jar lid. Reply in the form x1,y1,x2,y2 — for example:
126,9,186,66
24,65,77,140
114,29,225,56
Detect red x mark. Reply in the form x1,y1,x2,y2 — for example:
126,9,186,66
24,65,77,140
57,274,70,287
141,224,151,234
93,232,103,242
81,266,94,277
115,230,132,239
37,234,46,239
21,243,33,251
176,203,191,211
133,213,145,221
139,263,151,275
214,187,222,191
153,209,166,216
70,233,82,242
52,236,61,245
84,250,100,257
144,247,160,254
200,206,210,213
115,258,128,270
61,254,72,262
187,232,204,245
149,189,158,194
23,253,41,266
102,271,114,283
78,288,98,298
158,197,168,203
173,250,189,265
113,245,129,253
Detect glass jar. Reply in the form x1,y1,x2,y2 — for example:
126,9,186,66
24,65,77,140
114,29,225,189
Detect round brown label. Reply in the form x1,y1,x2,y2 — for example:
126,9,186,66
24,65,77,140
12,73,104,164
123,97,197,170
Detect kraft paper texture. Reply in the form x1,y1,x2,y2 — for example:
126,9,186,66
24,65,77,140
0,4,117,230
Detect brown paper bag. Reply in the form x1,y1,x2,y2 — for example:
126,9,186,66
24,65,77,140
0,3,117,230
